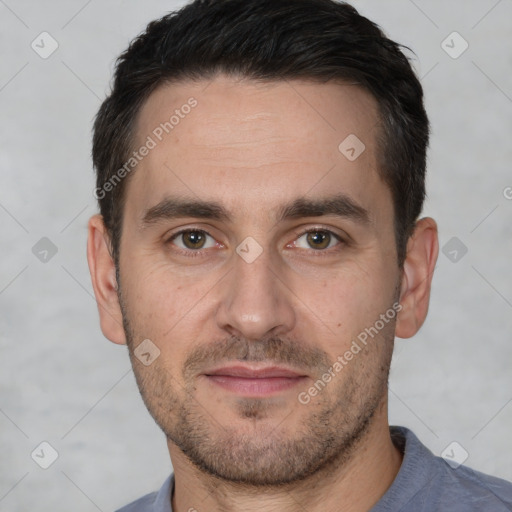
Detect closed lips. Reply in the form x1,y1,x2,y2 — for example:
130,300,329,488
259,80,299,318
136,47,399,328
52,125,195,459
204,366,306,378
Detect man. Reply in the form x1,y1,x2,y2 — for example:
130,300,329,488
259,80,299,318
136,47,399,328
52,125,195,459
86,0,512,510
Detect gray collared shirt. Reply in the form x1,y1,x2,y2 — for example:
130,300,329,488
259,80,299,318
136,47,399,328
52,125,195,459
115,426,512,511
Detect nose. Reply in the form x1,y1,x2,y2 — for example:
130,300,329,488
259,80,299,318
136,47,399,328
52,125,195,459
215,244,296,341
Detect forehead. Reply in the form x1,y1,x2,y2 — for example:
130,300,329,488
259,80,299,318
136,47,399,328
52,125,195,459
125,75,389,226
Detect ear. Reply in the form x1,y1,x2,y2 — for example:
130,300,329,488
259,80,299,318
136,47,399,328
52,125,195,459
86,214,127,345
395,217,439,339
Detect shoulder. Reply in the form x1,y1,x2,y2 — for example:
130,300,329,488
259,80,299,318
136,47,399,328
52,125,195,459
115,491,158,512
431,461,512,511
116,492,157,512
379,427,512,512
114,474,174,512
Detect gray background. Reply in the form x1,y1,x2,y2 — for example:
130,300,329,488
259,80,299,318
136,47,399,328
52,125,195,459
1,0,511,510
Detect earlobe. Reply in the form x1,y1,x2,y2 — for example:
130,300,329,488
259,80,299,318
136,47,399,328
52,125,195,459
86,214,127,345
395,217,439,339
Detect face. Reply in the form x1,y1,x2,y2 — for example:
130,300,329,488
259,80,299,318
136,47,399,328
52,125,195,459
115,76,402,485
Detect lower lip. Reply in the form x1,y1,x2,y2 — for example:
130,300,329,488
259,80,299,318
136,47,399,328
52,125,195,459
205,375,307,396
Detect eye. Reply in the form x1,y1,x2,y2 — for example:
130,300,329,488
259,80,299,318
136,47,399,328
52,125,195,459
293,229,342,251
169,229,217,250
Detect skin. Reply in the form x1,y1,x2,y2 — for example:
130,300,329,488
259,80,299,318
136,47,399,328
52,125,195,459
87,75,438,512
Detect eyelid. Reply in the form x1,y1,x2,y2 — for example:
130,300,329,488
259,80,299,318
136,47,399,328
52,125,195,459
288,226,346,251
291,225,345,239
166,228,220,257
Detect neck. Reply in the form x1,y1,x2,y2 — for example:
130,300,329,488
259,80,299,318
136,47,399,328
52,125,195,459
168,402,403,512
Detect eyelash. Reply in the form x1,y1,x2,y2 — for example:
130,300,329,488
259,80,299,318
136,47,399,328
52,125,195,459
166,227,346,258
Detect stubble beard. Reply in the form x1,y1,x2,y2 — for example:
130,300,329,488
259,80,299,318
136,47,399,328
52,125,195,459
118,285,395,488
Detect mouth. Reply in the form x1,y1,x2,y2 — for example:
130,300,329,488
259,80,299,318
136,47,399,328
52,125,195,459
202,364,309,397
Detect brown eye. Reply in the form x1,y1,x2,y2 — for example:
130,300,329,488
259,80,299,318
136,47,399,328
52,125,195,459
293,229,342,252
182,231,206,249
306,231,331,250
170,230,216,251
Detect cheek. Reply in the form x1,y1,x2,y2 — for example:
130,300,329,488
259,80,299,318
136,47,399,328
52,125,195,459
292,260,393,348
122,262,219,352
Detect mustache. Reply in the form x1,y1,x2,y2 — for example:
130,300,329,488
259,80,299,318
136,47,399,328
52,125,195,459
183,335,332,379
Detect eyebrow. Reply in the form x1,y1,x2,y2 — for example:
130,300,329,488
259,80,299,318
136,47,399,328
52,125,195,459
140,193,371,229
